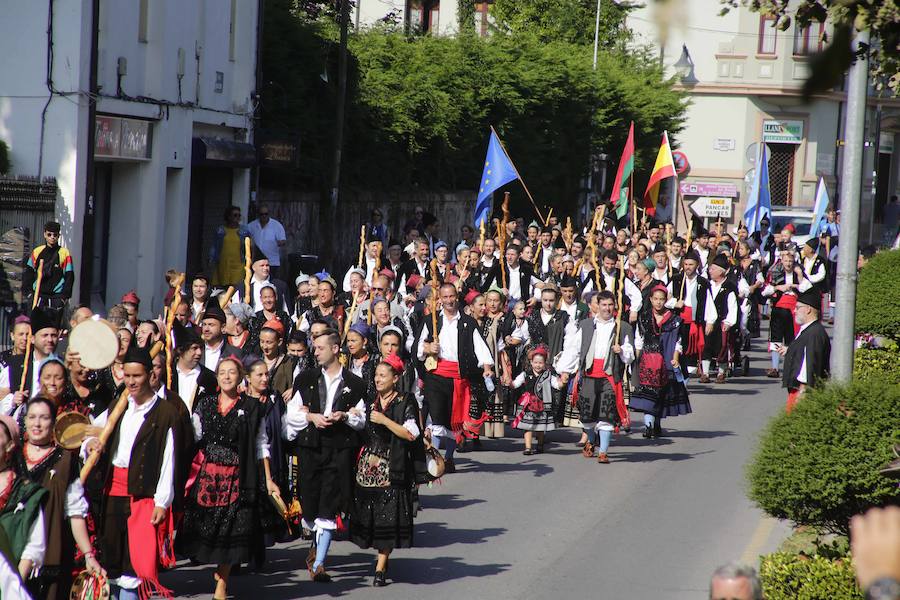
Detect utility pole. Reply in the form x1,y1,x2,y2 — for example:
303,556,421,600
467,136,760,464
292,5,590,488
831,29,870,381
328,0,350,266
592,0,602,69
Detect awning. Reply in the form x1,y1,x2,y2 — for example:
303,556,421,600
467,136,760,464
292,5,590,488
192,136,256,168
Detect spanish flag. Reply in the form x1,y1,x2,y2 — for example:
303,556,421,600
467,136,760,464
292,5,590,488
642,131,676,217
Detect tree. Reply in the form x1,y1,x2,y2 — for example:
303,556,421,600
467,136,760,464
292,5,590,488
490,0,632,48
719,0,900,95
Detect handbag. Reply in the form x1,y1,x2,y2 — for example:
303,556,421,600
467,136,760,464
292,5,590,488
355,447,391,488
638,351,669,388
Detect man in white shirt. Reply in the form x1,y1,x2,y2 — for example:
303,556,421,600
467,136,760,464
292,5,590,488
0,308,59,415
233,246,289,313
282,329,367,582
91,346,179,599
170,321,216,412
702,254,739,383
418,284,494,472
247,203,287,280
199,304,243,371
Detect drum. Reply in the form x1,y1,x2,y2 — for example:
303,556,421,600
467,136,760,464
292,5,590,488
54,411,92,450
68,318,119,370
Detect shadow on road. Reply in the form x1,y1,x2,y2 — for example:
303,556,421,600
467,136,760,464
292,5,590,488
414,522,507,547
454,458,554,477
388,554,512,585
422,493,487,510
614,450,713,463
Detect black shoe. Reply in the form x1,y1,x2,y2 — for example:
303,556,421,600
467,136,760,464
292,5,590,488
642,426,652,439
456,439,471,453
373,571,387,587
472,437,482,450
444,458,456,474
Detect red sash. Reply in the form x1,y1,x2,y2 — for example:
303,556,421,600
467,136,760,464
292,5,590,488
680,306,705,357
786,389,800,414
109,467,174,600
433,360,487,440
585,359,628,427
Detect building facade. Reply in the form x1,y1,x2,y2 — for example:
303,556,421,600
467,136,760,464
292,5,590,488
0,0,260,317
627,1,899,242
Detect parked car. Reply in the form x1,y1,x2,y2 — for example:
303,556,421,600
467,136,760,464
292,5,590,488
769,208,815,246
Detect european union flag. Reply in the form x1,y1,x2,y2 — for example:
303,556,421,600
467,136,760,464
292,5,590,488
474,130,518,228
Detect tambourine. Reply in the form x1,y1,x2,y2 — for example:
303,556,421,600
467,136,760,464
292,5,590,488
68,318,119,370
54,411,92,450
424,441,445,479
69,569,110,600
269,491,293,535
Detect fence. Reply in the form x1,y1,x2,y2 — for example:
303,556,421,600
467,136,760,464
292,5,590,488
0,176,59,350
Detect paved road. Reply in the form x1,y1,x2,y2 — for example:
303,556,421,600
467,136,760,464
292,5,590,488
166,338,791,599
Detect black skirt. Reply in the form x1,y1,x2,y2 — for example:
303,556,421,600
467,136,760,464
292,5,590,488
350,484,414,552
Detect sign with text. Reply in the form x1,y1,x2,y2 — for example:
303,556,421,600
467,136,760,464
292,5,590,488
690,196,733,218
680,182,739,198
763,119,803,144
95,115,152,160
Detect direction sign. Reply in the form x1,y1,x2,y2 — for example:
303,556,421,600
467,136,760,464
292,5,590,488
690,196,733,218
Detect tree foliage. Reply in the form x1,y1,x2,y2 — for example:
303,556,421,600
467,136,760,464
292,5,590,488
490,0,632,48
719,0,900,95
747,379,900,536
759,552,862,600
856,249,900,341
260,0,686,217
0,141,9,175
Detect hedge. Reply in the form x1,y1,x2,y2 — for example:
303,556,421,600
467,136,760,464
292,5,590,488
759,552,861,600
856,249,900,341
854,347,900,384
747,379,900,535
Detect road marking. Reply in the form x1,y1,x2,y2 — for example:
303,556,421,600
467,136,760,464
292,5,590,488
740,516,777,565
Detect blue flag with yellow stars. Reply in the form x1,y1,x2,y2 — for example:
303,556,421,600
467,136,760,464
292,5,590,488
474,130,518,228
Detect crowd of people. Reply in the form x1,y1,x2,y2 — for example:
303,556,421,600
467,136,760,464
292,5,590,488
0,200,839,599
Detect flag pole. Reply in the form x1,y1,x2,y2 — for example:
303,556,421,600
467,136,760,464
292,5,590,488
490,125,545,223
630,171,637,234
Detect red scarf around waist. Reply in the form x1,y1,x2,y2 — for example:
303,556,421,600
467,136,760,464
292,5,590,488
585,358,628,427
109,467,174,600
433,360,485,439
775,292,798,311
680,306,705,357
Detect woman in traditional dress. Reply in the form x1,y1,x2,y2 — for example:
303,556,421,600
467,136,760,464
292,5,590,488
60,353,111,426
16,397,103,599
258,321,294,397
0,414,47,584
253,285,292,347
350,353,421,587
346,322,377,398
179,356,270,600
244,358,288,567
631,285,691,439
226,303,255,354
510,346,560,455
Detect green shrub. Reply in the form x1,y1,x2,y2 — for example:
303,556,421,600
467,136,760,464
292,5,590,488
855,347,900,384
759,552,861,600
747,379,900,535
856,249,900,342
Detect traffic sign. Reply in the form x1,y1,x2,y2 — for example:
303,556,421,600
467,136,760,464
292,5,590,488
690,196,733,218
672,150,690,177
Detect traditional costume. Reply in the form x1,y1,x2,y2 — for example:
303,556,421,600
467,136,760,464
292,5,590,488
666,256,717,375
762,255,802,377
702,255,740,382
782,290,831,413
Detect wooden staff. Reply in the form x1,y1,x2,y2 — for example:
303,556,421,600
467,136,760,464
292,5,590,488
341,291,362,344
217,285,236,308
478,221,486,251
164,273,185,391
666,227,673,279
243,237,252,303
80,387,129,483
564,217,574,251
31,259,44,311
425,259,440,372
357,225,366,268
499,193,510,289
18,336,32,395
615,255,626,340
543,208,553,227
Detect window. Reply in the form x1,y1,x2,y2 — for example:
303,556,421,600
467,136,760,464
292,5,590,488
475,2,490,37
758,15,777,55
767,143,797,206
793,22,824,55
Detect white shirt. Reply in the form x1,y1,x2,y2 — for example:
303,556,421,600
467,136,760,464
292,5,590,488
665,275,719,323
203,340,225,371
560,316,634,374
416,310,494,367
282,368,367,439
190,401,271,459
794,320,814,384
539,244,552,274
247,218,286,266
559,300,579,321
799,256,826,292
709,279,738,328
0,357,43,415
508,264,522,300
176,365,202,410
110,395,175,509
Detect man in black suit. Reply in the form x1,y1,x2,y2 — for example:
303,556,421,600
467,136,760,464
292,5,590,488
235,245,289,313
198,304,243,371
781,289,830,413
170,320,218,412
395,238,432,296
283,328,367,582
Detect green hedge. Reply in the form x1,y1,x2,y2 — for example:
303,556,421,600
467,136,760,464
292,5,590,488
855,347,900,384
856,249,900,341
747,379,900,535
760,552,861,600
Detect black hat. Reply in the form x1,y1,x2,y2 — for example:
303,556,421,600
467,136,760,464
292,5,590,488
552,236,567,250
541,226,553,235
420,212,437,228
698,229,709,238
804,238,819,251
201,303,227,324
366,229,384,244
710,253,731,271
44,221,61,234
387,238,401,249
682,251,701,263
122,345,153,372
797,289,822,309
560,275,579,289
172,318,202,352
30,307,58,334
250,244,268,265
